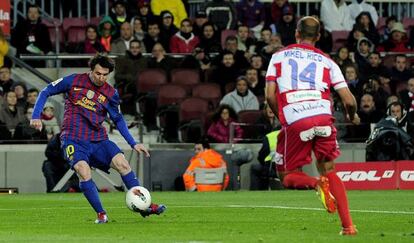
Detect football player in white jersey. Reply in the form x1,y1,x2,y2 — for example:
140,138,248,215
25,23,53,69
266,16,360,235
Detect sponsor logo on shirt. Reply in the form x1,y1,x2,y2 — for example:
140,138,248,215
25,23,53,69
97,94,106,104
75,97,96,111
286,90,321,103
86,90,95,99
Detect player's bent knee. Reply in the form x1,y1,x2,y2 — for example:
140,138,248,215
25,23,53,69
111,154,131,174
317,161,335,175
74,161,92,181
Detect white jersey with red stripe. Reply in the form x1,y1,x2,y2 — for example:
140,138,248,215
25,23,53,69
266,43,348,126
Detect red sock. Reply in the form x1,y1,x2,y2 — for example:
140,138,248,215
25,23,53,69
282,171,318,189
326,171,353,228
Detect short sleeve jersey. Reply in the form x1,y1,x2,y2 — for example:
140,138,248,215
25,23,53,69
265,43,348,125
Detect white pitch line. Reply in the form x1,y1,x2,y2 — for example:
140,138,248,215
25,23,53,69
0,205,413,215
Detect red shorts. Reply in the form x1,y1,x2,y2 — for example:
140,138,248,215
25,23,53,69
275,115,340,172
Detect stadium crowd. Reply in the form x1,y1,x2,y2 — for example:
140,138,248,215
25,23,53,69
1,0,414,144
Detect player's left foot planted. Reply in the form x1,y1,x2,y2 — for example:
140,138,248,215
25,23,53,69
139,203,166,218
95,212,108,224
316,176,337,213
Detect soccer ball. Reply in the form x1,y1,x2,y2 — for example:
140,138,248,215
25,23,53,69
126,186,151,212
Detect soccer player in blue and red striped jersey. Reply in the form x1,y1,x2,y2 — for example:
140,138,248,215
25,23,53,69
31,54,166,223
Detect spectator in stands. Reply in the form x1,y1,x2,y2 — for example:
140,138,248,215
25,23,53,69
315,19,333,54
0,118,12,142
151,0,188,28
148,43,176,74
354,37,374,70
109,0,132,38
183,139,229,191
255,28,272,54
250,54,267,81
0,91,25,133
353,12,380,46
236,0,265,39
211,51,240,94
349,93,383,142
399,77,414,112
143,22,169,53
42,133,79,193
245,67,264,98
0,27,9,68
250,129,282,190
207,104,243,143
390,54,413,87
97,16,117,52
197,22,222,54
136,0,155,31
12,82,28,110
204,0,237,31
270,0,293,25
359,51,383,82
379,22,410,53
193,10,208,37
378,69,393,96
236,25,256,55
274,5,296,46
10,4,52,67
41,102,60,140
13,107,47,143
111,22,135,55
220,76,259,113
347,24,366,52
381,16,397,44
180,47,211,73
260,34,283,63
76,25,105,54
26,88,39,109
159,10,179,45
364,75,389,113
115,39,148,115
0,66,15,96
222,35,250,70
348,0,379,26
320,0,353,32
333,46,354,70
170,19,199,53
344,64,364,104
254,103,280,139
130,17,146,42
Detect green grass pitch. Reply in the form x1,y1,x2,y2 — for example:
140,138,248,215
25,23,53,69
0,190,413,242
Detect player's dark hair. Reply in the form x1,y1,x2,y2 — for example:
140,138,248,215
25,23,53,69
297,16,320,41
89,54,115,73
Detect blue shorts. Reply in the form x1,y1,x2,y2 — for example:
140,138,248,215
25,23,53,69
61,138,122,173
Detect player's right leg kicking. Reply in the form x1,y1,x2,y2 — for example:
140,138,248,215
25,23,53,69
111,153,166,218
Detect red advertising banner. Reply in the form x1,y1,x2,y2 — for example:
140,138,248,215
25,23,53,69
0,1,11,36
396,161,414,190
335,162,398,190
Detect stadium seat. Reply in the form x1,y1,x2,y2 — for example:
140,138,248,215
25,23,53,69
89,16,103,27
403,17,414,29
221,29,237,49
171,69,200,94
331,31,350,52
377,16,386,29
192,83,222,111
42,18,65,50
156,84,187,141
382,54,397,69
238,110,263,142
62,17,87,33
178,97,209,142
136,68,168,94
66,27,86,44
